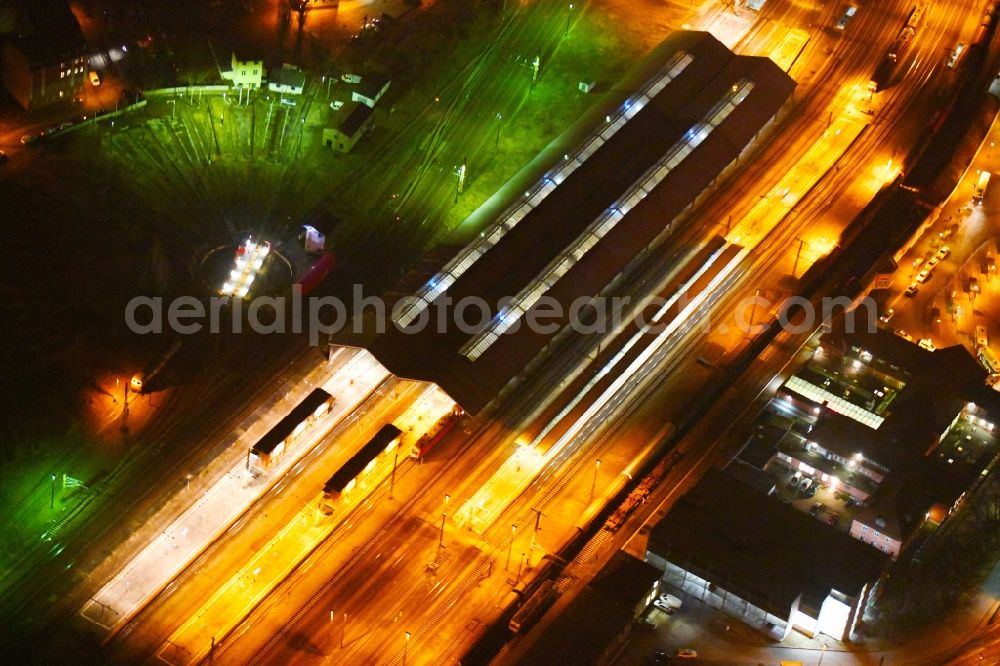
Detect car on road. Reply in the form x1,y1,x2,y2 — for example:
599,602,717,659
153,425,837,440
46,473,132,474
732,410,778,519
926,256,939,269
896,329,913,341
19,134,37,145
809,502,823,516
330,100,344,110
835,5,858,30
904,283,919,297
89,70,101,86
879,308,895,323
340,73,361,83
937,246,951,259
916,269,931,283
646,651,672,665
676,648,698,659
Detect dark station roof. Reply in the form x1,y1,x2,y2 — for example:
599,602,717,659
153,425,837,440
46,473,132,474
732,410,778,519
323,423,401,495
648,469,887,619
252,388,331,456
352,31,795,414
2,0,86,68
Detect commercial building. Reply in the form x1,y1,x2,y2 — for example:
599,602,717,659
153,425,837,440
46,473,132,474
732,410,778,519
322,102,374,153
769,329,1000,558
645,469,886,642
0,0,87,109
349,31,795,414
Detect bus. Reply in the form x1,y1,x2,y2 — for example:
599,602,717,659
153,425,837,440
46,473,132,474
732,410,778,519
973,170,991,205
410,406,464,459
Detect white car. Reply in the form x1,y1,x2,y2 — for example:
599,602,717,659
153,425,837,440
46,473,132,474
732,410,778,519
330,100,344,110
653,598,676,613
916,269,931,283
937,246,951,259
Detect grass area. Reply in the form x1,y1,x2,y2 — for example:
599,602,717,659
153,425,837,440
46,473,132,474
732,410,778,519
444,9,642,233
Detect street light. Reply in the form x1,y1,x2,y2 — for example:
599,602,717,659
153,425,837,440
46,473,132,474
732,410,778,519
495,112,502,148
565,3,574,37
506,524,516,571
817,643,828,666
403,631,411,666
589,459,601,503
50,473,57,509
439,494,450,549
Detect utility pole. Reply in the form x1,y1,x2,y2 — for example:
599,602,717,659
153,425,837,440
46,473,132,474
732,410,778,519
495,113,502,148
50,473,57,509
565,3,574,37
403,631,411,666
792,237,806,278
589,459,601,503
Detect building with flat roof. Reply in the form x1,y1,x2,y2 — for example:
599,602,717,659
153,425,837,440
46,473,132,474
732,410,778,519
0,0,86,109
347,31,794,414
765,327,1000,558
646,468,886,642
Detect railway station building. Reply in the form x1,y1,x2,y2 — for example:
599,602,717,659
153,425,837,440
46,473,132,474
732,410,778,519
345,31,796,414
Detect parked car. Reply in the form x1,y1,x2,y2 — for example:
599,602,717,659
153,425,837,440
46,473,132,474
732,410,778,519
916,269,931,283
646,651,672,665
879,308,895,323
809,502,823,516
926,256,939,269
937,246,951,259
654,598,676,613
330,100,344,110
676,648,698,659
89,70,101,86
904,283,919,297
802,484,817,499
20,134,37,145
340,73,361,83
828,512,840,526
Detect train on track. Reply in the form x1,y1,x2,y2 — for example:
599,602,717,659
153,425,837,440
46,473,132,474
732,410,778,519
409,406,464,459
